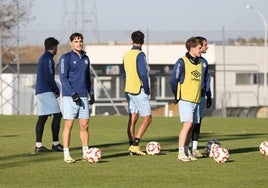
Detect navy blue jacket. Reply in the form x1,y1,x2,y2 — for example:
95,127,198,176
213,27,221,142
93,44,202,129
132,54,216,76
35,51,59,95
59,50,94,97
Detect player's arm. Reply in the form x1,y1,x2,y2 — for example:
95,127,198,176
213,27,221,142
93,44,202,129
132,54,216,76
59,54,75,96
44,57,59,96
170,58,184,102
86,60,95,105
205,71,212,108
137,52,150,95
121,60,126,81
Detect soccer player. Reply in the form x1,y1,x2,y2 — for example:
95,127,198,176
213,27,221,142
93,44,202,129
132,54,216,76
34,37,63,153
191,36,212,157
59,33,95,163
170,37,203,162
122,30,152,155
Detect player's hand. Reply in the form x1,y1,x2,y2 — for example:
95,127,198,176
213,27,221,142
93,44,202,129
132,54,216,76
144,88,150,95
206,97,212,108
88,94,95,105
72,93,82,106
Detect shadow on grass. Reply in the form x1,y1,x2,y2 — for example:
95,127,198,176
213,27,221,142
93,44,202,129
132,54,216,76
228,147,259,154
0,133,264,169
0,152,61,170
199,132,268,142
0,134,19,137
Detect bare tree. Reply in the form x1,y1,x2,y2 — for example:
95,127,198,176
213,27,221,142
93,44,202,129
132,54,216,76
0,0,33,64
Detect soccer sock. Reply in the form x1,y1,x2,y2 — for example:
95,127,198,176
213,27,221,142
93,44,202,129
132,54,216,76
63,148,70,158
52,141,60,146
36,142,42,148
178,147,184,154
133,138,140,146
192,141,198,150
82,146,89,155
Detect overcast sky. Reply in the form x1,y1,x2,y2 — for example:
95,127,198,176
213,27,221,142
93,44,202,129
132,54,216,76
20,0,268,45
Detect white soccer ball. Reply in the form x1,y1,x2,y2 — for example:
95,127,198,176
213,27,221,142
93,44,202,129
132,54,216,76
204,139,221,157
146,141,161,155
85,147,102,163
211,143,221,154
213,147,230,163
259,140,268,155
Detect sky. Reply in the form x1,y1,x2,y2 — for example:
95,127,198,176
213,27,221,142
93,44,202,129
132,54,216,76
19,0,268,46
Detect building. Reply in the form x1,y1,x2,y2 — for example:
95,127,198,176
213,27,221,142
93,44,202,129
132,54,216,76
1,43,267,117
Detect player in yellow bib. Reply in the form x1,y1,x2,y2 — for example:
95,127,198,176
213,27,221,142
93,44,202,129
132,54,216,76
170,37,203,162
122,31,152,156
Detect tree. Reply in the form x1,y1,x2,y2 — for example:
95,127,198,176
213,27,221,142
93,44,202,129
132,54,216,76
0,0,33,64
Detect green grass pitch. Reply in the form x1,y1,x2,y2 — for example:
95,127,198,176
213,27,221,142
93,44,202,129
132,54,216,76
0,115,268,187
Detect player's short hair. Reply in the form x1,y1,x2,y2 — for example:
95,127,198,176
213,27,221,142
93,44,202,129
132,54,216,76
185,37,203,51
44,37,59,51
131,30,144,44
70,32,83,42
195,36,207,43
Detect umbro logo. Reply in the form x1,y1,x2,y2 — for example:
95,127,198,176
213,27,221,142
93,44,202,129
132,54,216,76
191,70,201,78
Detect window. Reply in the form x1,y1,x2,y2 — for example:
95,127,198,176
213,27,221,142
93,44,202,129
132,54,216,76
236,73,260,85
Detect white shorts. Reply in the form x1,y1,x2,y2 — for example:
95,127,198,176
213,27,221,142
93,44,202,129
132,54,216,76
126,93,138,114
62,96,91,120
178,100,200,124
36,92,61,116
126,88,151,117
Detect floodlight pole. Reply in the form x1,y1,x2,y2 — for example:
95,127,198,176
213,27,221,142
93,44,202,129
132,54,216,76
246,5,267,107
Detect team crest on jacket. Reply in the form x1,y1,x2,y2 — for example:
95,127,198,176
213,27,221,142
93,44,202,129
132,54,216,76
73,61,77,64
84,60,89,65
203,62,207,68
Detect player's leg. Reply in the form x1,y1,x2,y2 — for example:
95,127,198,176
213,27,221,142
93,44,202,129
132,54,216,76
62,119,75,163
35,115,49,152
51,112,63,151
79,118,89,159
35,93,55,152
177,122,193,161
134,115,152,145
192,119,203,157
127,113,139,146
192,97,205,157
62,96,76,163
126,93,139,146
128,89,151,155
78,98,90,159
177,100,195,161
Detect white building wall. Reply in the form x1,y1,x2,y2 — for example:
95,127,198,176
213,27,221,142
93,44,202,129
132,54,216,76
215,46,264,108
85,44,216,65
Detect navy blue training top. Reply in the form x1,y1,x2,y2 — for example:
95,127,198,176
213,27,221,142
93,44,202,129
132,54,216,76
59,50,94,97
35,51,59,95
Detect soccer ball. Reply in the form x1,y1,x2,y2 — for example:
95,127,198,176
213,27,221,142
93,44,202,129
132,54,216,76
85,147,102,163
146,141,161,155
212,147,230,163
259,140,268,155
204,139,221,157
211,143,221,154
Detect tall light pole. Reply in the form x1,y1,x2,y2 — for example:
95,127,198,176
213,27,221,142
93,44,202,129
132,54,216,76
246,4,267,106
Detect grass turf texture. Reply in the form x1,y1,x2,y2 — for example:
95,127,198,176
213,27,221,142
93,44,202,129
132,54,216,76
0,115,268,188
